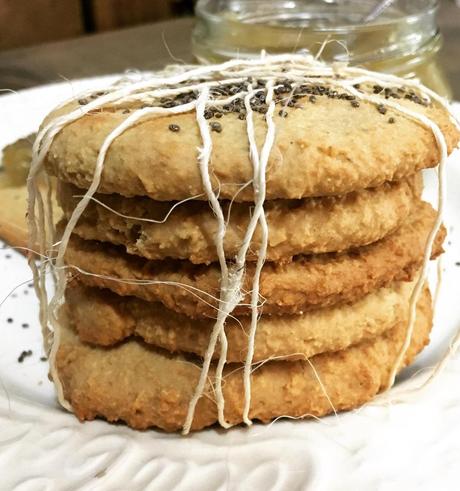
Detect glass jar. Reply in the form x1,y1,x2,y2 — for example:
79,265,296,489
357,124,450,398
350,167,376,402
192,0,451,98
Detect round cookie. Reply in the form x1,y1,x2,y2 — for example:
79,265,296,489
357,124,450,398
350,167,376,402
66,280,417,362
58,175,421,263
63,201,444,318
44,81,459,202
55,287,432,432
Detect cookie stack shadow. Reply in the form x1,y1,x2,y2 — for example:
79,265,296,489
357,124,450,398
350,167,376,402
52,169,444,432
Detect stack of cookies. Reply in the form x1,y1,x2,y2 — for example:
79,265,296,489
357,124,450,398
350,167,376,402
37,60,459,432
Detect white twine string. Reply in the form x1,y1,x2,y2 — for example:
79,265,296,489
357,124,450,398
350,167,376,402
242,81,276,425
341,83,448,389
183,80,274,432
70,193,205,223
26,53,459,433
183,87,233,430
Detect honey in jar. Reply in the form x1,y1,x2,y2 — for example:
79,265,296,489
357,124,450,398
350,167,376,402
192,0,451,98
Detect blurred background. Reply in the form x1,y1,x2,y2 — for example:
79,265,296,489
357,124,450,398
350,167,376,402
0,0,196,51
0,0,458,97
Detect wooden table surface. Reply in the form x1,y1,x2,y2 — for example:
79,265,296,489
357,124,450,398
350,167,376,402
0,2,459,98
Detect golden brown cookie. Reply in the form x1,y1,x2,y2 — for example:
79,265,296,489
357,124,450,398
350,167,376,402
0,134,40,249
44,89,459,202
0,175,60,251
55,286,432,432
58,175,422,263
66,280,417,362
63,201,444,318
0,176,30,249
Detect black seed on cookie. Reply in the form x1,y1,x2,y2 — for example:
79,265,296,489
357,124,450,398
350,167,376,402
257,93,266,103
7,317,13,323
377,104,387,115
388,117,395,124
351,100,360,108
78,98,89,105
21,323,29,328
40,356,47,362
210,122,222,133
403,92,429,106
168,124,180,132
309,95,316,103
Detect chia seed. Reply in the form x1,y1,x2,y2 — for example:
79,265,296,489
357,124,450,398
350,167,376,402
18,350,32,363
210,122,222,133
168,124,180,132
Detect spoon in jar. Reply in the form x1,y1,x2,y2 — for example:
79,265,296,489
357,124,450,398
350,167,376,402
363,0,398,22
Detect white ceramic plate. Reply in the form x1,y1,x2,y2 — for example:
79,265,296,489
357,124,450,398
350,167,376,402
0,80,459,491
